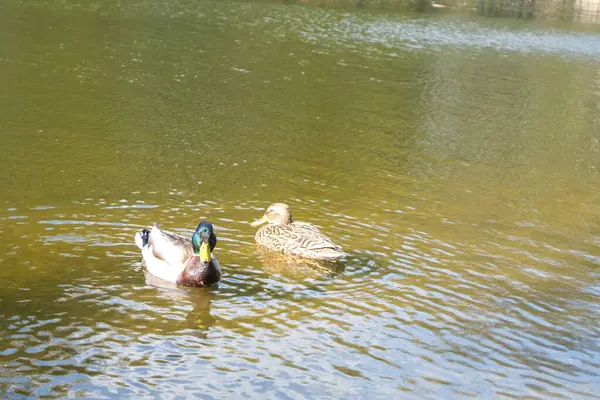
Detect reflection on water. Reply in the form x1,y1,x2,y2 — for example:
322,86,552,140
1,0,600,398
144,272,217,332
254,245,346,277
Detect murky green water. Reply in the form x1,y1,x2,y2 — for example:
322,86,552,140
1,0,600,398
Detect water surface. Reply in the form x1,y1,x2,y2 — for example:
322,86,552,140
1,0,600,398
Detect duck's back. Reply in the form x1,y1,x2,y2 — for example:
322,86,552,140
148,223,193,267
256,222,343,259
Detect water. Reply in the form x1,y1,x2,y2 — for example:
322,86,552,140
1,0,600,398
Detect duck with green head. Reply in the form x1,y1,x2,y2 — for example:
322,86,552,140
134,221,221,287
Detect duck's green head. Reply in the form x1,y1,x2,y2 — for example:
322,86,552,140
191,222,217,263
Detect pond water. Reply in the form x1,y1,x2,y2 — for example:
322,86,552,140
1,0,600,398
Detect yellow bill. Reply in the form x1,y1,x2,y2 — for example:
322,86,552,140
250,215,268,227
199,242,211,263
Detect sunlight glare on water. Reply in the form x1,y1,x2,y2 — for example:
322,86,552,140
1,0,600,398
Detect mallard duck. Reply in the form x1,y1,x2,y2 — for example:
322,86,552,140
250,203,345,260
134,221,221,287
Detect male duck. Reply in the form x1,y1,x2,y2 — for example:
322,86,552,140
250,203,345,260
134,221,221,287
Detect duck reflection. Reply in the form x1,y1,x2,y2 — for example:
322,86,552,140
144,271,216,332
255,245,346,278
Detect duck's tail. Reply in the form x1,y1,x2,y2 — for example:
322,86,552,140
134,229,151,250
319,251,346,260
315,246,346,260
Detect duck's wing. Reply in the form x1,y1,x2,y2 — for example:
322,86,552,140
142,244,186,283
293,223,342,250
293,221,322,233
147,223,193,267
263,223,344,259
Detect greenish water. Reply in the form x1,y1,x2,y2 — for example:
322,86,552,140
1,0,600,398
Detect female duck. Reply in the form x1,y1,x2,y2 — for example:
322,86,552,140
250,203,345,260
134,222,221,287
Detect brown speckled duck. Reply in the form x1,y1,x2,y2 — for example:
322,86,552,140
134,222,221,288
250,203,345,260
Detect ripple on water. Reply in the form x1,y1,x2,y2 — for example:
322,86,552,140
1,0,600,396
1,190,599,399
289,11,600,61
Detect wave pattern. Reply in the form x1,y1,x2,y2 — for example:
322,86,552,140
1,0,600,398
1,193,599,399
